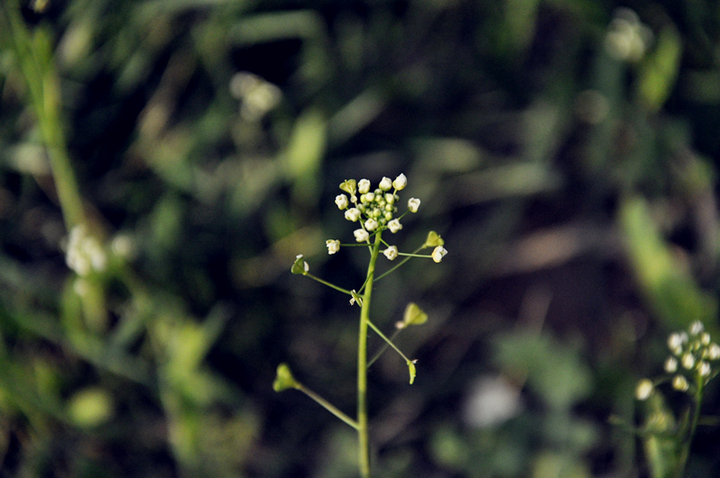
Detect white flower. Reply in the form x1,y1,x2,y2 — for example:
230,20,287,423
672,375,689,391
326,239,340,255
379,177,393,191
681,352,695,370
690,321,704,335
65,224,107,276
432,246,448,263
635,379,654,401
664,357,678,373
701,333,711,346
388,218,402,233
364,218,378,231
699,361,711,377
408,197,421,213
383,246,398,261
335,194,349,210
393,174,407,190
668,333,687,355
345,208,361,222
358,179,371,194
708,343,720,360
354,229,369,242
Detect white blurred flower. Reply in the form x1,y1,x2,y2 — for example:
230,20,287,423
379,177,393,191
393,174,407,191
668,332,687,355
408,198,421,213
354,229,369,242
432,246,448,263
463,375,522,428
664,356,678,373
604,8,653,63
708,343,720,360
672,375,689,392
65,224,107,276
699,361,711,377
682,352,695,370
345,208,361,222
388,219,402,233
358,179,371,194
383,246,398,261
229,72,282,121
690,320,704,336
335,194,349,210
635,379,654,401
326,239,340,255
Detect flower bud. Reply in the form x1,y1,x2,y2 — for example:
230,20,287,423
358,179,371,194
635,379,654,400
335,194,349,210
379,177,393,191
664,356,678,373
365,218,378,231
672,375,689,391
690,320,704,335
393,174,407,190
408,197,421,213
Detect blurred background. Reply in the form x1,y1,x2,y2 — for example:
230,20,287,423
2,0,720,476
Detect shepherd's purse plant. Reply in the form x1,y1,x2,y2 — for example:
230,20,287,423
274,174,447,477
631,320,720,478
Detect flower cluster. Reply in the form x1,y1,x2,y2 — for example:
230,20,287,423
65,224,107,277
325,174,448,263
636,321,720,400
334,174,414,242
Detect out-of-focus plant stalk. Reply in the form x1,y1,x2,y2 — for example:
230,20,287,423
3,0,86,230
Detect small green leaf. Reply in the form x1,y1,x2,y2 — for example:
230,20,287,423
273,363,298,392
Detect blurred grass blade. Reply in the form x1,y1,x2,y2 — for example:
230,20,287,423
619,196,717,332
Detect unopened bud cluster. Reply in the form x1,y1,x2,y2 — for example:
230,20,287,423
636,321,720,400
334,174,417,245
324,174,447,263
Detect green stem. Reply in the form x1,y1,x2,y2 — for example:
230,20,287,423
367,329,401,368
295,383,359,430
357,232,382,478
675,379,704,478
367,320,412,364
304,272,353,295
4,1,86,229
374,243,427,283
